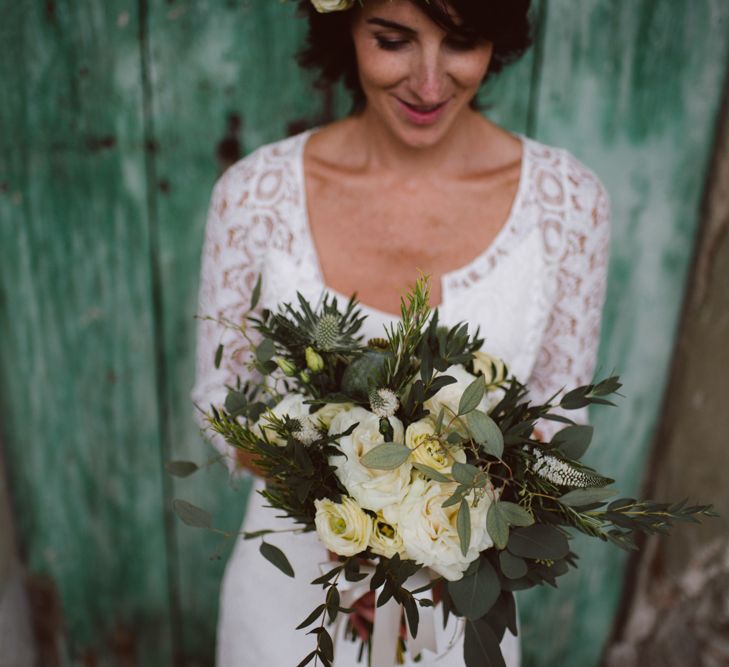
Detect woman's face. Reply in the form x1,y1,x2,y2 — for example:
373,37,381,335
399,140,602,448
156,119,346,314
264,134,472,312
350,0,493,148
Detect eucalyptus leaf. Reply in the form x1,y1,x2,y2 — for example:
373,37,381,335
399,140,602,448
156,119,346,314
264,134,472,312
452,462,480,486
448,559,500,620
458,375,485,415
413,463,451,483
552,425,594,460
260,541,295,578
466,410,504,458
250,272,262,309
498,502,534,527
486,503,509,550
457,499,472,557
464,618,506,667
224,390,248,418
499,551,528,579
360,442,411,470
593,375,622,396
446,431,464,445
507,525,569,560
297,604,327,630
172,499,212,529
214,343,224,369
317,627,334,662
434,406,446,434
559,487,617,507
165,460,199,478
442,484,468,508
255,338,276,363
560,387,590,410
295,650,318,667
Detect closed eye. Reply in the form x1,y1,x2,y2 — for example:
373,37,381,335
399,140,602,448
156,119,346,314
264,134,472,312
375,36,408,51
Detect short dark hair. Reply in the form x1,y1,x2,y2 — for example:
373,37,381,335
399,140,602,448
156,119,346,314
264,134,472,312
296,0,533,113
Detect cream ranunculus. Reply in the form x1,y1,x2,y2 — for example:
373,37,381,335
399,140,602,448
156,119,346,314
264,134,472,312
328,406,410,512
384,477,495,581
314,497,372,557
472,351,508,388
423,364,491,421
405,418,466,474
310,0,354,12
368,513,406,559
313,401,355,430
254,393,309,446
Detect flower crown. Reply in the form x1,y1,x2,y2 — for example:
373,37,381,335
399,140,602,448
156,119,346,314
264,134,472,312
310,0,356,12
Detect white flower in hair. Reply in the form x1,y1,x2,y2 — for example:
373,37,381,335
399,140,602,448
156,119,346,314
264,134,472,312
311,0,355,12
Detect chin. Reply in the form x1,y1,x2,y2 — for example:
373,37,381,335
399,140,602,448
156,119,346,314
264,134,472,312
396,127,447,149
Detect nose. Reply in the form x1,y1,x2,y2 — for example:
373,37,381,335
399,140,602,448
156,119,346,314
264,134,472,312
408,44,447,105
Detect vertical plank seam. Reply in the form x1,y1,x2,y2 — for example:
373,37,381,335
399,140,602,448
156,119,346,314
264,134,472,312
137,0,183,658
600,60,729,664
526,0,549,138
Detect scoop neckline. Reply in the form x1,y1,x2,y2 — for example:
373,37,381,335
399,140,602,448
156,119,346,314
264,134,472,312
296,126,530,320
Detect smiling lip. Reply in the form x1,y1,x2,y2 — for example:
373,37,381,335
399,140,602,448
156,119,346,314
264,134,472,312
395,97,450,125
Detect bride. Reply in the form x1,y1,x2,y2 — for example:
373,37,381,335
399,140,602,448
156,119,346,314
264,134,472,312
191,0,610,664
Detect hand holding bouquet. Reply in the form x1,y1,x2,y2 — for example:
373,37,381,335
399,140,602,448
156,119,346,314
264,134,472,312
180,276,714,667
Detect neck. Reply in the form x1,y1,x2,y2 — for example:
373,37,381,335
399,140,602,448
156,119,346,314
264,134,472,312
349,106,489,176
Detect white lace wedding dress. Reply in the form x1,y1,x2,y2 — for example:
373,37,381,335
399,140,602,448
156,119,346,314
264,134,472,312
191,127,610,666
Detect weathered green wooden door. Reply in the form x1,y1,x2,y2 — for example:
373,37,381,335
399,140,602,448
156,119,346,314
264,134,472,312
1,1,727,665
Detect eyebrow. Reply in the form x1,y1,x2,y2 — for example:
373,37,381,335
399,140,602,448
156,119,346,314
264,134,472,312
366,17,416,34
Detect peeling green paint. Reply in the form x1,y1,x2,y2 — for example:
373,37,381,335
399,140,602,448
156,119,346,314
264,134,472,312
0,1,727,665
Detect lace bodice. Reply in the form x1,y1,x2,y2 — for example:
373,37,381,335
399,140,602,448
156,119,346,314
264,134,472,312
191,128,610,472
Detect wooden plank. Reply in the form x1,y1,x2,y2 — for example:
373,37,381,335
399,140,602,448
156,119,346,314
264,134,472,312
144,1,326,661
518,2,729,665
604,70,729,667
0,2,173,663
0,443,36,666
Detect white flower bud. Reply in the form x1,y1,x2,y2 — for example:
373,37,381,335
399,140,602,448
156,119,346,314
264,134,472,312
314,497,372,557
305,346,324,373
472,351,508,388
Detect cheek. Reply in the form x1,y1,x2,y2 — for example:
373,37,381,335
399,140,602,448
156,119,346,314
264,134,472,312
452,52,493,89
356,46,406,89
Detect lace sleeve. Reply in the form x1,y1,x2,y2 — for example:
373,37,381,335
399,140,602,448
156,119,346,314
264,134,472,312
529,153,611,440
190,155,267,475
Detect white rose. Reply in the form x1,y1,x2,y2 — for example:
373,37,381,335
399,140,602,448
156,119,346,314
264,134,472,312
254,393,309,446
386,477,495,581
314,497,372,557
368,513,406,559
472,351,508,388
310,0,354,12
405,418,466,474
313,402,355,430
423,364,492,422
328,406,410,512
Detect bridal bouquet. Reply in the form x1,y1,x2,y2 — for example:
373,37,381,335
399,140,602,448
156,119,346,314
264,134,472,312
180,276,713,667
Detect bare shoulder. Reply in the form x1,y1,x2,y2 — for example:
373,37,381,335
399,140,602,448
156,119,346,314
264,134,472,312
476,118,523,170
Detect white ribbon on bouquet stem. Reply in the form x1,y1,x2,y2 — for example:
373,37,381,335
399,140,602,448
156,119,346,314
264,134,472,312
319,563,439,666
